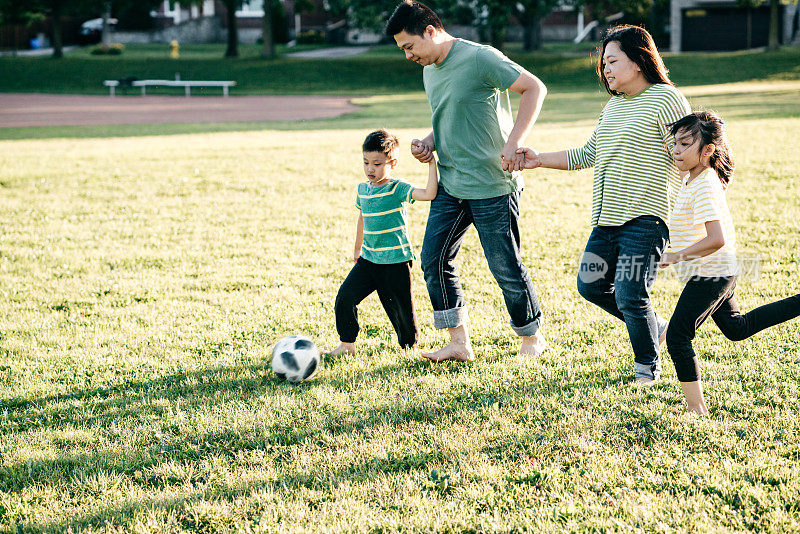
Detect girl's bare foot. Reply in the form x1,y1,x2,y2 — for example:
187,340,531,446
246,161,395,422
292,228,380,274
422,341,474,362
328,342,356,357
520,332,547,356
687,404,709,416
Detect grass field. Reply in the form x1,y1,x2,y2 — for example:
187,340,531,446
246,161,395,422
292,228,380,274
1,49,800,532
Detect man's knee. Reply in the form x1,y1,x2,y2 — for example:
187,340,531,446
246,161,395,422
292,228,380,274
420,245,439,281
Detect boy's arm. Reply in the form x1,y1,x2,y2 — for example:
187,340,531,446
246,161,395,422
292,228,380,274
659,220,725,267
411,160,439,201
354,213,364,263
501,71,548,172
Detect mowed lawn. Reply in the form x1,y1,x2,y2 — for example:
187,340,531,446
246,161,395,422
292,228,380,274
1,78,800,532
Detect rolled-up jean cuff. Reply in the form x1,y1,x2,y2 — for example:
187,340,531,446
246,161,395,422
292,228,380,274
634,361,661,381
510,317,542,337
433,307,468,329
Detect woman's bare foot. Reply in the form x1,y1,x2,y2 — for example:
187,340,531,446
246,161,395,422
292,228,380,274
328,342,356,357
422,341,474,362
519,332,547,356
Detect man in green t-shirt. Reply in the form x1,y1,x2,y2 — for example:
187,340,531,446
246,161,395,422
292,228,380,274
386,0,548,362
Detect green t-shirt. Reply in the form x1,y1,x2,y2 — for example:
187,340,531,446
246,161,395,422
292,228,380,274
423,38,524,200
355,178,416,264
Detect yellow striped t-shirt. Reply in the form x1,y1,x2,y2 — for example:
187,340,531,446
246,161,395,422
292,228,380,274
668,169,738,284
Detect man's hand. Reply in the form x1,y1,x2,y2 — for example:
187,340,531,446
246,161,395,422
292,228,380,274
658,252,679,269
411,139,435,163
515,147,542,170
500,140,522,172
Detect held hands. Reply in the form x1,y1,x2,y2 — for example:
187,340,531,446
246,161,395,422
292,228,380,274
658,252,679,269
411,139,435,163
514,147,542,170
500,141,523,172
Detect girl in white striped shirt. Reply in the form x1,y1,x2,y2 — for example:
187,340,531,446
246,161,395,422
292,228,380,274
658,111,800,415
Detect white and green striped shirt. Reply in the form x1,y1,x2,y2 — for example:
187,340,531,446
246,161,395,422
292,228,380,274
567,83,691,227
356,178,416,264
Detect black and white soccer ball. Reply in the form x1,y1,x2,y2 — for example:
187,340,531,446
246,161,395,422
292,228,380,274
271,335,320,383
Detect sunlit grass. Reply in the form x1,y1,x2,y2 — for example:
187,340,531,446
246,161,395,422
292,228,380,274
0,79,799,532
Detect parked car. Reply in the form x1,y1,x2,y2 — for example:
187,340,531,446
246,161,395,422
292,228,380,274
77,17,117,45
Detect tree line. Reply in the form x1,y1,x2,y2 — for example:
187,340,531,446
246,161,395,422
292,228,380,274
0,0,786,59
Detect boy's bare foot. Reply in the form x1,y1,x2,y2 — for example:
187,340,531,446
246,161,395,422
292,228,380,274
519,332,547,356
328,342,356,357
422,341,474,362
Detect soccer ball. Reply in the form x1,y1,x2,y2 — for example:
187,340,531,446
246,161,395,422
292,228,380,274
271,335,320,383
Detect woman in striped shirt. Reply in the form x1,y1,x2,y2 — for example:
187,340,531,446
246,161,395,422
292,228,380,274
515,25,690,383
658,111,800,414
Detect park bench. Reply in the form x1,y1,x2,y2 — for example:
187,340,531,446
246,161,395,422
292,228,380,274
103,79,236,97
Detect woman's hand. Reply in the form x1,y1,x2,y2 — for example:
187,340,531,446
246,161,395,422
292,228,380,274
515,147,542,170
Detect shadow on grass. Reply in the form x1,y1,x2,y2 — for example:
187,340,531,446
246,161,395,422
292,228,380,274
0,351,645,531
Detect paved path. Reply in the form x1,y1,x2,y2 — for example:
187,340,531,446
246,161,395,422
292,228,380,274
284,46,371,59
0,94,360,128
0,46,79,57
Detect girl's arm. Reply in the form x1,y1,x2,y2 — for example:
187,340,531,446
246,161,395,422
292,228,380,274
659,220,725,267
411,161,439,201
354,213,364,263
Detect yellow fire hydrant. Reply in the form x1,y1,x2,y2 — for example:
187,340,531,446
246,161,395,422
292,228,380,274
170,40,180,59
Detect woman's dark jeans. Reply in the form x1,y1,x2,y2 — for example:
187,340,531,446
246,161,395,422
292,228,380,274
420,189,543,336
576,216,669,380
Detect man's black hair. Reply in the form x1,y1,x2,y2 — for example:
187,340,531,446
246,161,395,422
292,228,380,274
385,0,444,37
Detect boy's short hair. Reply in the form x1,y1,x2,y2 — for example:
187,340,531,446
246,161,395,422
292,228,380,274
362,129,399,159
385,0,444,37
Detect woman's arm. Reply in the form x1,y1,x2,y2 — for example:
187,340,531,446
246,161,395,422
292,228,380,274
659,220,725,267
514,148,570,170
411,161,439,201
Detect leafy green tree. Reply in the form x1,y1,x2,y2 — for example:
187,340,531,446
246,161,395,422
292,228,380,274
0,0,45,54
514,0,563,50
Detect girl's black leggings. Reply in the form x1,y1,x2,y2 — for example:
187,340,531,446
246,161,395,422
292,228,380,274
666,276,800,382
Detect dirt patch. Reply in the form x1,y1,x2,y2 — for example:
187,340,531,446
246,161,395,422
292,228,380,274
0,94,360,128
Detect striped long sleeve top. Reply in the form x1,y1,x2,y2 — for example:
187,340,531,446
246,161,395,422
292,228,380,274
566,84,691,227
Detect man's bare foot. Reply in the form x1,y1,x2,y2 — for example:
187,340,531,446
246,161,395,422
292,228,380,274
328,342,356,357
634,376,658,386
519,332,547,356
422,342,474,363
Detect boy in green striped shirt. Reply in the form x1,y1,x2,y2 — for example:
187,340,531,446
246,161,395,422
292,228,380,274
330,129,439,357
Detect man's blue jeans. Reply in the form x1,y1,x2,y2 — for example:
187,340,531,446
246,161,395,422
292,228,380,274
576,216,669,380
420,189,542,336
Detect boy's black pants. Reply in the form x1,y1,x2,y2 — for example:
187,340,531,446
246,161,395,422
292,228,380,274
666,276,800,382
335,257,418,348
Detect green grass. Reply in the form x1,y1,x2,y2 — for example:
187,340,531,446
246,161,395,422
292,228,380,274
1,43,800,96
1,52,800,532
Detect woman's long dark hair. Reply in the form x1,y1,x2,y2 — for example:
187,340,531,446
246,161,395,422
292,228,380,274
597,25,673,96
670,111,735,187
